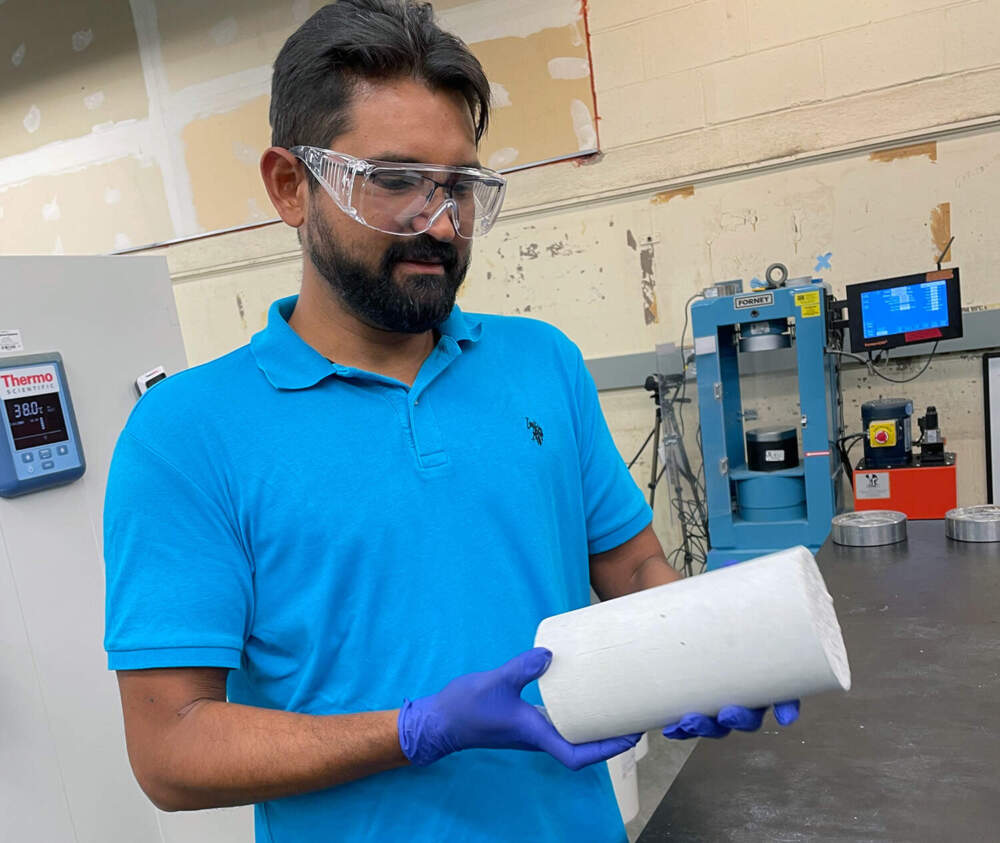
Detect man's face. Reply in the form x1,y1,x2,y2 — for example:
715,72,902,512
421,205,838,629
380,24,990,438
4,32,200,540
303,78,479,334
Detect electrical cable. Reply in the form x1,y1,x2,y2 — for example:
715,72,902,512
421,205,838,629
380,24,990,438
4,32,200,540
826,349,866,365
695,425,706,496
868,341,939,383
836,432,865,480
676,292,703,439
649,294,710,576
678,292,701,377
658,378,709,577
827,341,940,385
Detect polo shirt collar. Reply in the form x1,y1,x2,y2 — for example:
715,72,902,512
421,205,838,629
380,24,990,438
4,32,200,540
250,295,482,390
438,302,483,346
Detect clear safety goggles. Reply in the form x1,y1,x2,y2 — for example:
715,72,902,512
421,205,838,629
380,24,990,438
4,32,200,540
290,145,507,239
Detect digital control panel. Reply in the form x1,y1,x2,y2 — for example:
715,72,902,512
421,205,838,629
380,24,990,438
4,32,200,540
846,268,963,352
0,352,85,497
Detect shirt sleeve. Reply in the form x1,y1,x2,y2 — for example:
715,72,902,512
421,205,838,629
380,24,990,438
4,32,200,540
572,349,653,555
103,429,252,670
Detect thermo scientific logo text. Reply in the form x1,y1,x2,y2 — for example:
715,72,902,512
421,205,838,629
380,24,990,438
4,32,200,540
1,372,54,388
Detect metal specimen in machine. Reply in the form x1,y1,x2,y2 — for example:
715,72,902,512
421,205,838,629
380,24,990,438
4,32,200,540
831,511,908,547
945,505,1000,543
739,319,791,353
746,427,799,472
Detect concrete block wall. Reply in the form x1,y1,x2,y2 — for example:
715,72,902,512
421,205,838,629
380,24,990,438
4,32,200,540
586,0,1000,153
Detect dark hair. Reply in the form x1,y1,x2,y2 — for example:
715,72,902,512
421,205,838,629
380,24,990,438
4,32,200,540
270,0,490,150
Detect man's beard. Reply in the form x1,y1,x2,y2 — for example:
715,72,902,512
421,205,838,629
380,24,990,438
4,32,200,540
306,206,469,334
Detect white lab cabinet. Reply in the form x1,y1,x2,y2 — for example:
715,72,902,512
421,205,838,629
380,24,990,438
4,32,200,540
0,257,252,843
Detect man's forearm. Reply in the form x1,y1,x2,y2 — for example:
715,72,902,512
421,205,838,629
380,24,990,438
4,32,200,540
130,701,407,811
629,554,682,592
590,525,681,600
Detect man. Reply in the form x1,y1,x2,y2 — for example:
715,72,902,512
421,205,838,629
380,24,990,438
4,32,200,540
104,2,798,840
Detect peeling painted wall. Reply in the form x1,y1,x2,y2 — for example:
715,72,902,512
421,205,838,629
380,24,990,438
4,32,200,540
0,0,147,157
0,0,327,251
0,0,597,252
0,155,172,254
468,17,597,170
464,132,1000,355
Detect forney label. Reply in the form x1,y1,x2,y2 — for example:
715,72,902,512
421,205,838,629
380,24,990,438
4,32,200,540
734,292,774,309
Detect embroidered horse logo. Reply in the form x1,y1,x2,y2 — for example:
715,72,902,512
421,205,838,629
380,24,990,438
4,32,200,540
526,417,544,446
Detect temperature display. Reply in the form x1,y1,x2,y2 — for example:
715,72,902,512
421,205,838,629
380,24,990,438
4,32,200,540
3,391,68,451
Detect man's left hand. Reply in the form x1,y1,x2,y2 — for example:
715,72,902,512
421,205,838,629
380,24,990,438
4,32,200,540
662,700,800,740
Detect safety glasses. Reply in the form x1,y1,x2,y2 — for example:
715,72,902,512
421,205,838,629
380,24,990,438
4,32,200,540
290,145,507,239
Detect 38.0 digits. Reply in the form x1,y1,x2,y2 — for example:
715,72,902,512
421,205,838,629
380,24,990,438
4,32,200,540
12,401,41,419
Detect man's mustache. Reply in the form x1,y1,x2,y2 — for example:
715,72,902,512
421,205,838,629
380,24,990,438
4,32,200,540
383,236,460,270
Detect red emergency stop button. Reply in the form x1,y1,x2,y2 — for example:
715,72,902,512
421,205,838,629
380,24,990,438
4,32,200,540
875,429,889,444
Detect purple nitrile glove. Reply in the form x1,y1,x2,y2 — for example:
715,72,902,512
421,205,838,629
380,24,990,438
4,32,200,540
662,700,801,740
662,557,801,740
398,647,642,771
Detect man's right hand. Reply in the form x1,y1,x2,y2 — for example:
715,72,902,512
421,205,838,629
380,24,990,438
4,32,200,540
397,647,641,770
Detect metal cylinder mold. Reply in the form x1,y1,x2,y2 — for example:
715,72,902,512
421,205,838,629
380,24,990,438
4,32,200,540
945,506,1000,543
831,511,908,547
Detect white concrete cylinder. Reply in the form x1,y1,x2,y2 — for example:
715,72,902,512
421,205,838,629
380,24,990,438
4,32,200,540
535,546,851,744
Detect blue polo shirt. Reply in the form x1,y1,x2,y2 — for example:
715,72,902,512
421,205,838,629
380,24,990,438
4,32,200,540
104,295,651,842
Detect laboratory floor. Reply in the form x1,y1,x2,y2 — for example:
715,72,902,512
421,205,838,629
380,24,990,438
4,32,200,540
625,733,697,842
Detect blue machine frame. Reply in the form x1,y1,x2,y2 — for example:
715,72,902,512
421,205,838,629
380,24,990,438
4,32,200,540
692,280,843,568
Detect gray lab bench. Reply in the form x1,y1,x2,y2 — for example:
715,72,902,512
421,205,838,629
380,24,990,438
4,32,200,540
637,520,1000,842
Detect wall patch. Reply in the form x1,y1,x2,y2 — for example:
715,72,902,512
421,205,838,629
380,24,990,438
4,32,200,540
869,142,937,164
640,239,658,325
930,202,952,261
651,185,694,205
